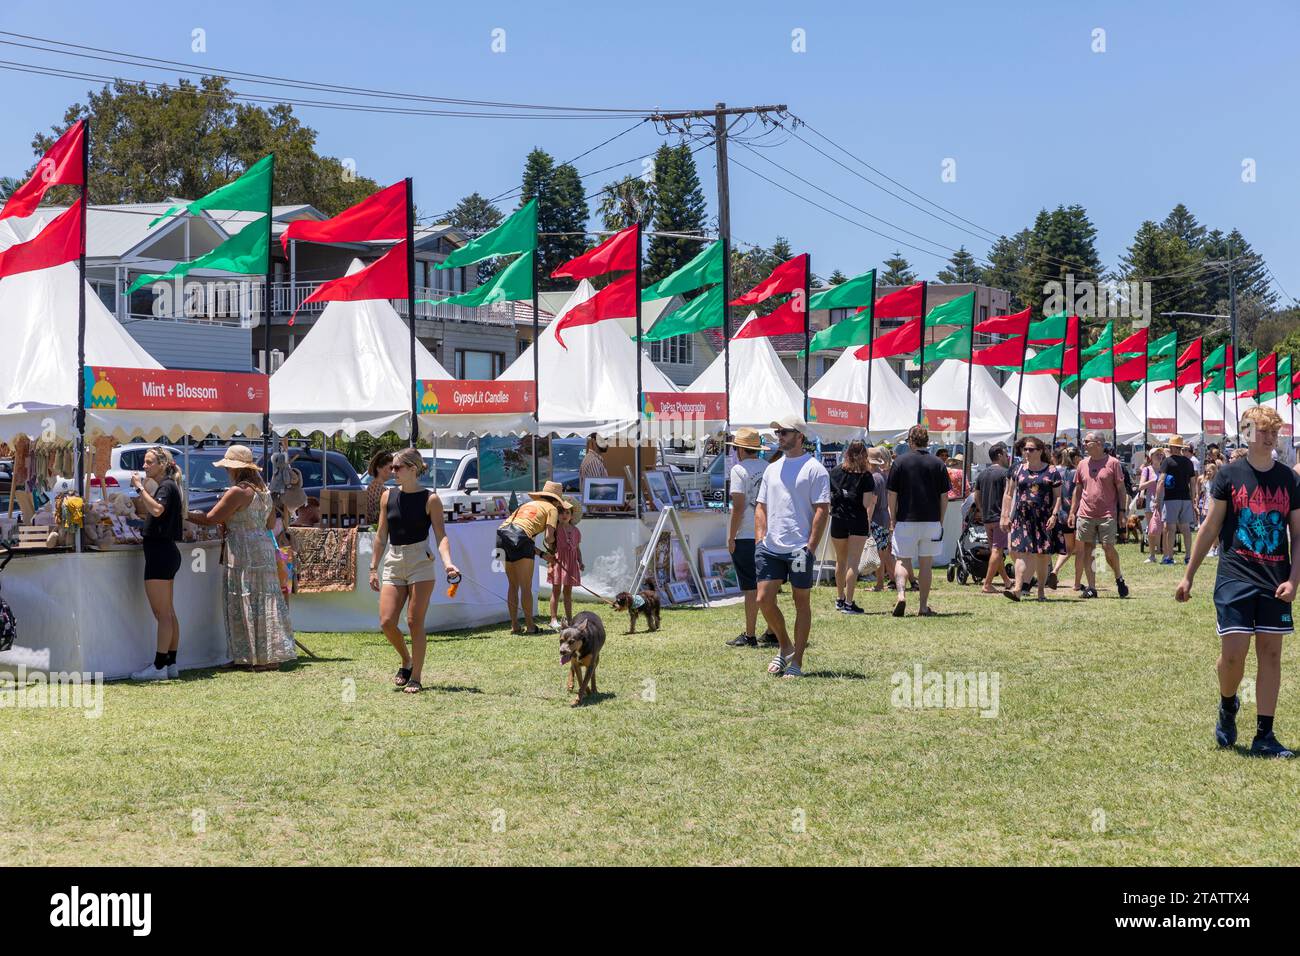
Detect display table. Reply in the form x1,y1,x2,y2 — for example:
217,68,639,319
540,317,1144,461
0,541,228,680
288,521,513,634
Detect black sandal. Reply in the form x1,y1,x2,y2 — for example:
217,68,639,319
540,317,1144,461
522,626,542,635
393,666,412,687
402,680,423,694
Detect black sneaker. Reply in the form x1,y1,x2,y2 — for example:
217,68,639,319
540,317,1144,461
1116,577,1129,599
1216,696,1239,748
726,633,757,648
1045,571,1059,590
835,597,847,612
843,601,865,615
1081,586,1098,599
758,631,779,647
1249,733,1296,758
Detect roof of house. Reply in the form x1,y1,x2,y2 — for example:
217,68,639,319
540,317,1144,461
703,328,812,355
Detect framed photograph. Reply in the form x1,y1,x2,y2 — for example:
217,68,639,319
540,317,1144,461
668,581,693,604
705,576,725,597
671,540,692,582
582,476,624,506
822,452,839,471
661,466,684,504
643,469,673,511
684,489,705,510
699,546,740,594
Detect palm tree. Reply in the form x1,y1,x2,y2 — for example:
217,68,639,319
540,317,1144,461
596,175,655,232
0,176,20,202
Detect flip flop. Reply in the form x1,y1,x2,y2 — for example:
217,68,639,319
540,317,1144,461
781,664,804,679
1002,588,1020,602
918,607,939,617
767,654,789,676
393,666,412,687
402,680,423,694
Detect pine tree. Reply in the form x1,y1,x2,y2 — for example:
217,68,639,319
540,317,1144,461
1118,220,1200,339
1022,205,1102,317
520,150,589,289
448,192,505,283
549,163,590,286
828,269,848,285
770,236,794,263
982,231,1031,311
646,144,707,287
936,246,982,283
881,251,917,286
1161,203,1206,250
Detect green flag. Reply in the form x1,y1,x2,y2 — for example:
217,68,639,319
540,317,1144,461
149,155,273,227
1148,330,1177,357
437,198,537,270
643,286,725,342
1205,342,1228,369
424,251,532,308
641,240,723,301
1019,342,1065,374
924,291,975,328
1079,348,1114,381
925,327,972,362
1235,349,1258,376
807,269,875,311
799,313,873,357
127,220,269,294
1082,321,1114,356
1277,355,1294,401
1028,311,1070,342
1147,355,1178,382
1202,368,1227,393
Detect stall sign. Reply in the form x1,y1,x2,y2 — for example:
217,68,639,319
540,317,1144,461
419,380,534,415
84,366,268,413
640,392,727,421
1018,414,1056,437
921,408,968,434
808,398,868,428
1081,411,1115,429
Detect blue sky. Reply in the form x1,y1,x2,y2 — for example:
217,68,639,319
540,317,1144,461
2,0,1296,300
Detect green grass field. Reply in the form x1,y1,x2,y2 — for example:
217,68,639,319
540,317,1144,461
4,543,1299,866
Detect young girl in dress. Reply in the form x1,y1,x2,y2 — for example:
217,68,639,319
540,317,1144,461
547,498,584,629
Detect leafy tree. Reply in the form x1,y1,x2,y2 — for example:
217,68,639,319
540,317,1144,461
880,251,917,286
645,144,707,287
0,176,18,201
596,174,655,234
1254,308,1300,354
447,192,504,283
30,77,379,213
936,246,982,284
828,269,848,285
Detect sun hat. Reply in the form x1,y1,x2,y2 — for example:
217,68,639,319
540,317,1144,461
867,447,887,466
769,414,807,433
727,427,763,450
529,480,572,509
213,444,262,471
564,497,583,524
1168,435,1186,449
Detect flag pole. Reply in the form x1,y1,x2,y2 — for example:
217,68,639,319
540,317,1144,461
1143,331,1150,453
405,177,418,447
865,271,876,441
962,293,977,487
915,280,928,425
262,156,274,471
802,255,811,421
74,121,89,553
1014,315,1030,444
531,197,541,490
634,222,643,521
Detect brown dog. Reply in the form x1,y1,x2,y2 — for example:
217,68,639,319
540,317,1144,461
559,611,606,707
611,583,661,634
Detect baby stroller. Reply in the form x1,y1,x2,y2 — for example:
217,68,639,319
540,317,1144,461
0,542,15,653
947,519,991,586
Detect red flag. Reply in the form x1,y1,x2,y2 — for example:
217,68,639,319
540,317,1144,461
854,281,924,318
1257,352,1278,394
732,299,804,340
0,201,84,279
854,316,921,360
281,181,407,253
1176,337,1202,367
973,307,1030,336
732,253,808,306
291,240,409,325
551,224,638,280
1108,354,1147,382
1114,328,1147,355
1156,359,1203,392
553,274,636,349
970,336,1025,366
0,121,86,221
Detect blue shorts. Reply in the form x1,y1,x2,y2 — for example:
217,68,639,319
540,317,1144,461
731,538,758,592
1214,578,1294,637
755,543,815,590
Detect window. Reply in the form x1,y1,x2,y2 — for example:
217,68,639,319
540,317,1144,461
979,305,989,324
650,334,693,365
517,337,530,357
456,349,503,379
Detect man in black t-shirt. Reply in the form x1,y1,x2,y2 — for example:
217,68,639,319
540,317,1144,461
974,445,1011,592
1157,435,1199,564
1177,406,1300,758
886,425,949,618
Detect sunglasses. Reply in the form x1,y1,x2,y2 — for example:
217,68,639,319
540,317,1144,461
774,428,797,436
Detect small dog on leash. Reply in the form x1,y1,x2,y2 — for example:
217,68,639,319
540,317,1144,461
611,581,661,634
559,611,606,707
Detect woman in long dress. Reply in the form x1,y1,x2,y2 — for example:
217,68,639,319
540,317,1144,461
1000,437,1062,603
187,445,296,670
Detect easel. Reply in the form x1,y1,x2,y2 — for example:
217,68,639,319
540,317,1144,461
626,505,712,607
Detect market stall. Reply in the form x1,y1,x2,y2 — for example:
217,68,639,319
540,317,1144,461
920,359,1017,451
1078,379,1145,445
1180,385,1229,443
1127,381,1203,445
1000,369,1080,442
808,350,916,442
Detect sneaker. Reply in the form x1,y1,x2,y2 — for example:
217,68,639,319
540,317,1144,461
1143,556,1156,564
167,663,180,679
835,597,847,612
1161,556,1175,566
1249,733,1296,758
758,631,779,647
726,633,757,648
1216,696,1239,748
130,664,170,682
1081,586,1098,599
1045,571,1059,590
1116,578,1129,599
1184,554,1190,565
843,602,865,615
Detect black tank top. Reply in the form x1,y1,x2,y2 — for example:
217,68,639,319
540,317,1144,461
386,488,432,545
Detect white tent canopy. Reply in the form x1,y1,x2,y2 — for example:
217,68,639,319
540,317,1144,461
920,360,1017,447
1181,385,1231,440
1078,379,1144,444
1127,381,1203,444
271,260,456,439
498,280,679,437
690,312,855,440
1001,371,1079,439
809,351,916,441
0,261,262,445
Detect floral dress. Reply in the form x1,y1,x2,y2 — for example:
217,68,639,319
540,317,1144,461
1008,464,1062,555
224,488,296,666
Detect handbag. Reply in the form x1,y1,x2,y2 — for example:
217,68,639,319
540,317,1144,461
859,536,881,576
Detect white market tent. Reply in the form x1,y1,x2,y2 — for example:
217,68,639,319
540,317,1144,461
920,360,1017,447
271,260,457,439
808,350,916,441
1126,381,1203,444
689,312,856,441
1078,378,1144,444
1181,385,1230,440
1000,370,1080,439
498,279,681,438
0,260,262,445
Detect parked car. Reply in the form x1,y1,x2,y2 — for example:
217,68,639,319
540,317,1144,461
549,437,587,492
92,442,183,494
184,446,364,507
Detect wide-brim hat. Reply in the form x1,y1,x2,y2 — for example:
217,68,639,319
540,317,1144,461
1168,435,1187,448
529,480,572,509
565,498,583,523
728,426,763,450
213,444,261,471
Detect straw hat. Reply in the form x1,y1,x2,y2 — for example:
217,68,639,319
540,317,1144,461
727,427,763,450
867,447,887,466
213,444,262,471
1167,435,1187,449
564,497,583,524
529,480,572,509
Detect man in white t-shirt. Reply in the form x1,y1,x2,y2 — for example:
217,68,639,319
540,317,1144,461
725,427,774,649
754,415,831,679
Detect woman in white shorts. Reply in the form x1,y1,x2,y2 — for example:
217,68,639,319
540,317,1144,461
369,448,459,694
